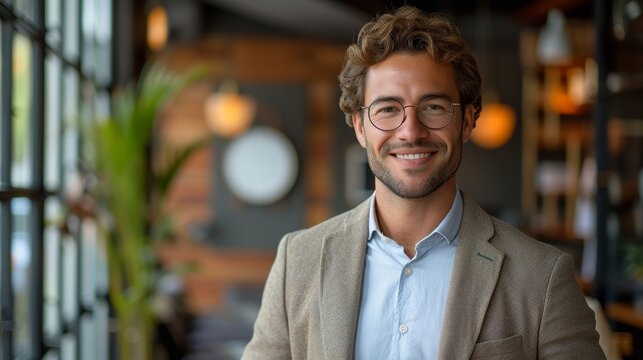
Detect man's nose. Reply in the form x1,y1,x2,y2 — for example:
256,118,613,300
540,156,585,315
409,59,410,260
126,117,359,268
396,108,428,141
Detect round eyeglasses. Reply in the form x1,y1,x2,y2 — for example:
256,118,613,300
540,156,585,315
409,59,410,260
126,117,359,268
360,98,461,131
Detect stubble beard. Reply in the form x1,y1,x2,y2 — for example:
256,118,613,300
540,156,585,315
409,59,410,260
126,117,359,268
365,138,462,200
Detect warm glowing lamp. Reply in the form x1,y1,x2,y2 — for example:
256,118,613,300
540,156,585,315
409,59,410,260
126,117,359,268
471,102,516,149
147,5,168,51
204,80,256,138
544,67,582,115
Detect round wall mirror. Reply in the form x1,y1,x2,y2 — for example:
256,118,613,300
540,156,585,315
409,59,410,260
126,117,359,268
222,126,299,205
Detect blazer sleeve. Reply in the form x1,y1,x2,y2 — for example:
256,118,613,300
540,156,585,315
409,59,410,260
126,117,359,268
241,234,292,360
538,252,606,359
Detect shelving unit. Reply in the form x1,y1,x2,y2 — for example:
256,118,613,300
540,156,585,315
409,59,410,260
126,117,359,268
520,24,595,260
521,10,643,359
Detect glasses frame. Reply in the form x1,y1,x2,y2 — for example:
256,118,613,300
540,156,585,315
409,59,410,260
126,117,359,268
360,99,461,131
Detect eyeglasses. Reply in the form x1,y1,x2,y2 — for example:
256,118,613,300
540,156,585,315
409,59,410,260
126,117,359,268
360,98,461,131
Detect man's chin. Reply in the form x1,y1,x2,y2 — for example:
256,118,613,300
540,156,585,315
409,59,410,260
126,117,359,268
386,173,456,200
385,182,440,200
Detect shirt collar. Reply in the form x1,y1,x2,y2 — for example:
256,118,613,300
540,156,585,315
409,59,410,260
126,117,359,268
367,189,464,245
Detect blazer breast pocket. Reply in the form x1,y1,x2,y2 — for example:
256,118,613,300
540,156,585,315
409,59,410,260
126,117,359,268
470,334,523,359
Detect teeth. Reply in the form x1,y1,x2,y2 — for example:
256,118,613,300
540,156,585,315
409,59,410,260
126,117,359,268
396,153,431,160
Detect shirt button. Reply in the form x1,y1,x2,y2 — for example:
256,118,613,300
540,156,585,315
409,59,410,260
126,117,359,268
399,324,409,334
403,267,413,276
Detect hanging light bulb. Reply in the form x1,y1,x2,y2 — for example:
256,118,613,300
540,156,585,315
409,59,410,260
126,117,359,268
146,5,168,51
469,8,516,150
537,9,572,65
204,80,256,138
471,93,516,149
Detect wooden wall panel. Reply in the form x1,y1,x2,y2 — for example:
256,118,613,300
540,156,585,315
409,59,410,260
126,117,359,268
154,37,347,309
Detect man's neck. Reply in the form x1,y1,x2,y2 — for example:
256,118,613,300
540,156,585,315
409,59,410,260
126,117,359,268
374,179,457,257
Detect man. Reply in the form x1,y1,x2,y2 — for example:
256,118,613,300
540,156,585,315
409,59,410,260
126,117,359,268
242,6,604,360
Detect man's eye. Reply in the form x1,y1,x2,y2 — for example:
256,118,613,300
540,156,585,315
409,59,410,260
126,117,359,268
424,104,441,110
422,103,447,112
375,106,400,114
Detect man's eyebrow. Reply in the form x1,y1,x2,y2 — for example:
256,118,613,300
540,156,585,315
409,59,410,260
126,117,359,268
419,93,453,101
369,95,403,103
368,93,454,104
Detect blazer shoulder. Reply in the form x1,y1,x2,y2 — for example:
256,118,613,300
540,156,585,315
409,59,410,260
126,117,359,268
490,217,562,256
461,194,563,261
481,214,587,309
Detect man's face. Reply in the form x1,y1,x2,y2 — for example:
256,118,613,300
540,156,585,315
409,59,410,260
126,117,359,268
352,52,474,199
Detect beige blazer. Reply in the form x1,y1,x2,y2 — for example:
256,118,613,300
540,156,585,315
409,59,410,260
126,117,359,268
242,195,605,359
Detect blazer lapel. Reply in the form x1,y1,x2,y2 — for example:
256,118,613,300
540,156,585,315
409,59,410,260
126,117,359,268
438,195,505,359
319,200,370,360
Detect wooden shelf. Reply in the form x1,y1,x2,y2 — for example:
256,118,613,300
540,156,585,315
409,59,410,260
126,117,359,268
536,120,593,150
531,227,585,245
608,302,643,330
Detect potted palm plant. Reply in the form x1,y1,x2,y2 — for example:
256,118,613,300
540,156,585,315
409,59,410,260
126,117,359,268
91,63,205,360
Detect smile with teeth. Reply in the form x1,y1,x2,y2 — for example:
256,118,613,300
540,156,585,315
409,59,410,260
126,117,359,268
395,153,432,160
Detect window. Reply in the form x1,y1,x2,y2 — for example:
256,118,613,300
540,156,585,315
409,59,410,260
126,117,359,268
0,1,113,358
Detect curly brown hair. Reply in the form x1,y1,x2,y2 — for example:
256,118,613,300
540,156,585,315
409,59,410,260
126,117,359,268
338,6,482,127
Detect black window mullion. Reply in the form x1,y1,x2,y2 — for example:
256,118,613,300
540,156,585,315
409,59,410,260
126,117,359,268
75,220,83,359
0,16,12,187
75,0,83,358
29,0,46,357
0,201,12,359
0,18,15,360
59,0,86,355
52,1,66,353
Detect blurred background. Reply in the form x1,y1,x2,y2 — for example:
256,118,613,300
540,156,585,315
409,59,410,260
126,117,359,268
1,0,642,359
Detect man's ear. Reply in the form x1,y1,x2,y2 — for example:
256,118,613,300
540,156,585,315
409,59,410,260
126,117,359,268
352,113,367,148
461,104,475,143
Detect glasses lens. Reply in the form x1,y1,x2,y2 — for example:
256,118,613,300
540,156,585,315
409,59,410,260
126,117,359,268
418,98,454,129
368,99,404,130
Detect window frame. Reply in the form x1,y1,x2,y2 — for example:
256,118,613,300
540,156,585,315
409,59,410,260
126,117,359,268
0,0,113,358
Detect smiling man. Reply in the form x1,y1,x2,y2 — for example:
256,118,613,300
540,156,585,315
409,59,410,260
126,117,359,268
242,6,604,360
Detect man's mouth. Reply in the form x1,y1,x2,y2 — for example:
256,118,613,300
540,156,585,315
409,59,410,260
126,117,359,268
395,153,432,160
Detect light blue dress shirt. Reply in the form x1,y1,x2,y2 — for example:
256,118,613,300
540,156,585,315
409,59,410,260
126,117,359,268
354,190,463,360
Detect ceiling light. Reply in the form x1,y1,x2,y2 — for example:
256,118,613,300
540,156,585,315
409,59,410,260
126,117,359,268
471,101,516,149
147,5,168,51
204,80,256,138
537,9,572,65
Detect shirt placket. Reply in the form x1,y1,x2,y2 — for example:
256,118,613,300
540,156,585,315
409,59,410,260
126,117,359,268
394,257,414,360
